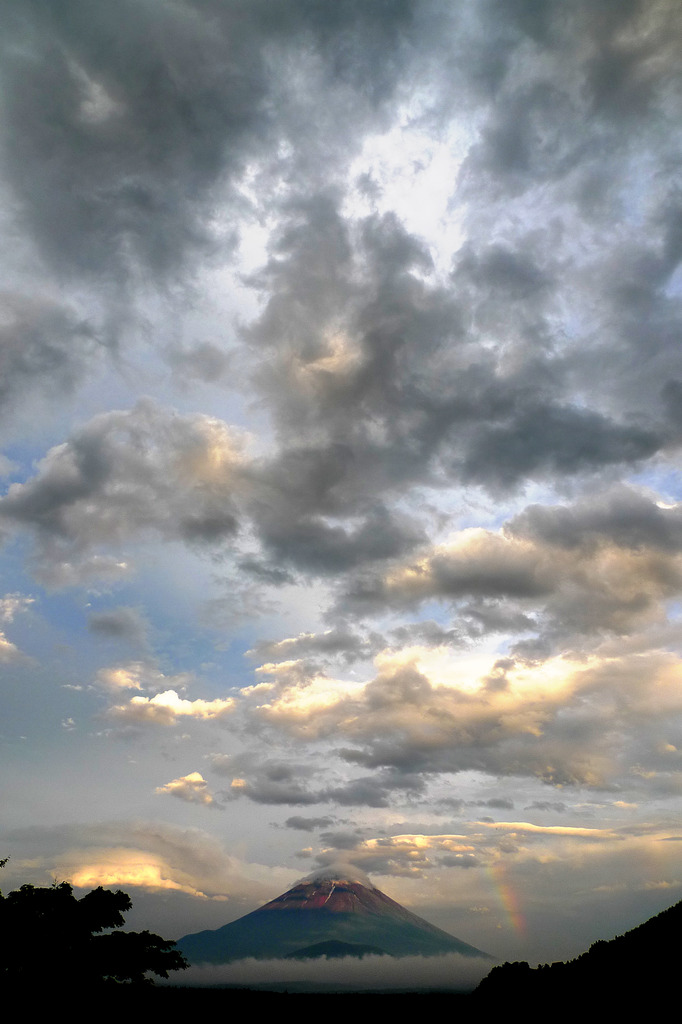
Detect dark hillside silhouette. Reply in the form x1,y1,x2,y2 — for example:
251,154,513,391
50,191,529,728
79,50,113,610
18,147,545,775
474,898,682,1003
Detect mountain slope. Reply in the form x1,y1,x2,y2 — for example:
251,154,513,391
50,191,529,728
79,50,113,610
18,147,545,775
475,898,682,1001
178,876,490,963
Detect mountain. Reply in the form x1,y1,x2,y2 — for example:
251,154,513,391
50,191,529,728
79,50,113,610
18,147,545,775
284,939,386,960
474,897,682,1003
177,874,491,964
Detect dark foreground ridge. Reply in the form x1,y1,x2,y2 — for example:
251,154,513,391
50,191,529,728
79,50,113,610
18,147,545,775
178,875,491,963
474,897,682,1003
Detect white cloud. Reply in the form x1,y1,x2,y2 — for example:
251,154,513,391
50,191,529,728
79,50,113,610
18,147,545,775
0,593,34,622
156,771,219,809
109,689,236,726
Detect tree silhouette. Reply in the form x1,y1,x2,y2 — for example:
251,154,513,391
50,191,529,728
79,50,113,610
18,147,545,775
0,875,188,989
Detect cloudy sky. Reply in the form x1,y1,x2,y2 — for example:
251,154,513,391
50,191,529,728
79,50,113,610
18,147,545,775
2,0,682,983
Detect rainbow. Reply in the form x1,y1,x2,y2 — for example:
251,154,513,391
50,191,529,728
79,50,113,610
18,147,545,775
489,862,526,937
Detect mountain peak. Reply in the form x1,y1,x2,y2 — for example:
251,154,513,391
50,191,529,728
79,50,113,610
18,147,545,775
256,877,393,915
178,875,491,964
297,863,372,885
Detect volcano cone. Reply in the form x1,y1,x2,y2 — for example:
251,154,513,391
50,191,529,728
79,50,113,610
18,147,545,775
177,876,491,963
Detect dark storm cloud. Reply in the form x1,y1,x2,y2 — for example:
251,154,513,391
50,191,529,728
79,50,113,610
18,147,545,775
476,798,514,810
1,0,678,428
508,485,682,553
247,626,384,666
0,400,244,584
2,0,680,588
526,801,568,813
2,0,679,740
245,195,460,482
458,0,682,189
253,499,426,576
236,196,478,569
212,754,320,807
212,742,429,809
317,830,364,850
243,175,669,537
460,404,661,490
87,606,150,648
0,0,419,282
284,815,335,832
459,605,537,640
236,558,296,587
456,243,552,300
451,0,682,432
323,769,427,808
0,293,99,414
0,0,433,441
1,0,261,278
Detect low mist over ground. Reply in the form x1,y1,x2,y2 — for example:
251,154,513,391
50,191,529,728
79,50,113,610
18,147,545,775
167,952,491,993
